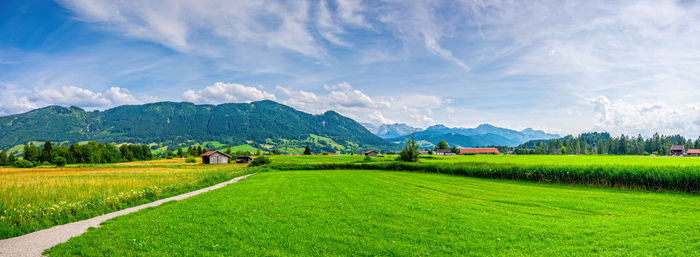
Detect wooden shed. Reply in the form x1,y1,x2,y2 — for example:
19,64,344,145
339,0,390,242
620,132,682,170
201,150,231,164
363,150,378,157
236,156,253,163
670,145,685,156
687,149,700,156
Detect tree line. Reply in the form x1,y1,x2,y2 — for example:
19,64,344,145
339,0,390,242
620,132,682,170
0,141,154,167
516,132,700,155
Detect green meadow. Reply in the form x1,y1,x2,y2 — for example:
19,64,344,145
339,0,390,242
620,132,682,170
47,170,700,256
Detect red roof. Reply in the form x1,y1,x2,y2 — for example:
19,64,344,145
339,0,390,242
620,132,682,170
688,149,700,154
201,150,231,157
364,150,378,154
459,148,500,154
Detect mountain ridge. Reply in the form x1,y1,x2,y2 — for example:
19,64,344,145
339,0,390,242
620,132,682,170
0,100,389,153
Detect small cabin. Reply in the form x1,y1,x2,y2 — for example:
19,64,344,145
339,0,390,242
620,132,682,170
670,145,685,156
363,150,378,157
236,156,253,163
434,149,451,155
201,150,231,164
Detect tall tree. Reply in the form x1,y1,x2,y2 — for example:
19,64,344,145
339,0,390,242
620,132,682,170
435,140,449,150
303,145,312,155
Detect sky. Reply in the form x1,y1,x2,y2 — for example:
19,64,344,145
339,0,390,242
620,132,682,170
2,0,700,138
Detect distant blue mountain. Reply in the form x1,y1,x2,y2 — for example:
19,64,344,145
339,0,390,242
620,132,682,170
386,123,559,147
361,123,422,138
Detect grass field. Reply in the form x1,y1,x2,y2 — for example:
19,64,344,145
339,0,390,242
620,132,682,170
46,170,700,256
419,154,700,167
0,160,249,239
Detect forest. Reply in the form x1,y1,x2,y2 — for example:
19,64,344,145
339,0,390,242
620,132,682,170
516,132,700,155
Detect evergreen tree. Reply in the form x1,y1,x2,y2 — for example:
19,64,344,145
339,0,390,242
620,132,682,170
397,133,419,162
23,144,38,163
303,145,312,155
0,150,7,166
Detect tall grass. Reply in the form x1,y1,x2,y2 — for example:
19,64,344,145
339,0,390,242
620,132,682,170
0,164,253,239
268,162,700,193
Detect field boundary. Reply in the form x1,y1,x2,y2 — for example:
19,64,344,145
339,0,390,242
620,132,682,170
268,162,700,193
0,173,255,257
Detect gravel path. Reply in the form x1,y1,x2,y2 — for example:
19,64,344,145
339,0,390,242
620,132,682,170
0,173,255,257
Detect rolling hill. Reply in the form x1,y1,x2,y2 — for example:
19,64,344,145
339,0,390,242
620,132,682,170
0,100,389,153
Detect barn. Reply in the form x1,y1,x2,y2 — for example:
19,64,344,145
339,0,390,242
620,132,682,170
670,145,685,156
687,149,700,156
201,150,231,164
363,150,378,157
236,156,253,163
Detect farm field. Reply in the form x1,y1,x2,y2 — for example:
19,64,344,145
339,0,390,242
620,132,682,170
0,160,249,239
46,170,700,256
419,154,700,167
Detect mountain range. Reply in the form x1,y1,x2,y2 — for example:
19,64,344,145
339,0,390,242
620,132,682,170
0,100,388,154
360,123,423,138
379,124,559,148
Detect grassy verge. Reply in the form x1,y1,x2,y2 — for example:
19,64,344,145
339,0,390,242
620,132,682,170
268,162,700,193
0,163,252,239
46,170,700,256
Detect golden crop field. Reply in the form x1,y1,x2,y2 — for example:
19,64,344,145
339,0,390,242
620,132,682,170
0,159,248,239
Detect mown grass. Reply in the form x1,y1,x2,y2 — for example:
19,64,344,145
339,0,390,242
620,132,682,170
419,154,700,167
46,170,700,256
269,161,700,193
0,161,249,239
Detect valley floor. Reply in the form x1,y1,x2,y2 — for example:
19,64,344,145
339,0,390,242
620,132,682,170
46,170,700,256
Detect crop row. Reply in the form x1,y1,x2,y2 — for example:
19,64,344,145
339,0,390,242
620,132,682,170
267,162,700,193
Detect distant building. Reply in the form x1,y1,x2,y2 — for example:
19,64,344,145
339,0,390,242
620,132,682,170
434,149,451,155
419,151,429,155
364,150,379,157
235,156,253,163
687,149,700,156
670,145,685,156
201,150,231,164
459,148,501,155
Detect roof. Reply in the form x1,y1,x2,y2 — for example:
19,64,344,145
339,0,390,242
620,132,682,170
688,149,700,154
364,150,378,154
201,150,232,158
435,149,451,153
671,145,685,151
459,148,500,154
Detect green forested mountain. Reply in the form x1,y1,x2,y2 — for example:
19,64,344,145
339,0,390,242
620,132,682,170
0,100,389,153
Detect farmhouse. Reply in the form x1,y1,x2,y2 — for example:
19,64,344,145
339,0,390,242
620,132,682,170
236,156,253,163
670,145,685,156
687,149,700,156
459,148,501,155
201,150,231,164
434,149,451,155
364,150,378,157
419,151,429,155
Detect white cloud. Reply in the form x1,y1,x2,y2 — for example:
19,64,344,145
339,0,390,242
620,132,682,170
30,86,146,108
0,96,38,115
591,95,700,137
277,81,448,127
183,82,277,104
317,0,351,46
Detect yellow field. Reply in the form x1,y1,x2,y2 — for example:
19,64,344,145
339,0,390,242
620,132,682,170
0,159,248,238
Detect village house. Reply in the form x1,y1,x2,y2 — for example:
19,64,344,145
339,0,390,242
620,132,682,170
434,149,451,155
363,150,379,157
687,149,700,156
419,150,429,155
670,145,685,156
459,148,501,155
201,150,231,164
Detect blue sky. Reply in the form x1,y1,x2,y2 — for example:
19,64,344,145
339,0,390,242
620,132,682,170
2,0,700,137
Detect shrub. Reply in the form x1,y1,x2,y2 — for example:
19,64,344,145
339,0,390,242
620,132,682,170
54,157,67,167
249,156,271,167
41,161,51,166
364,156,372,162
397,133,419,162
185,156,197,163
13,159,35,168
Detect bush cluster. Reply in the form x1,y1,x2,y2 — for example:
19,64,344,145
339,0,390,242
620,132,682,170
249,156,271,167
